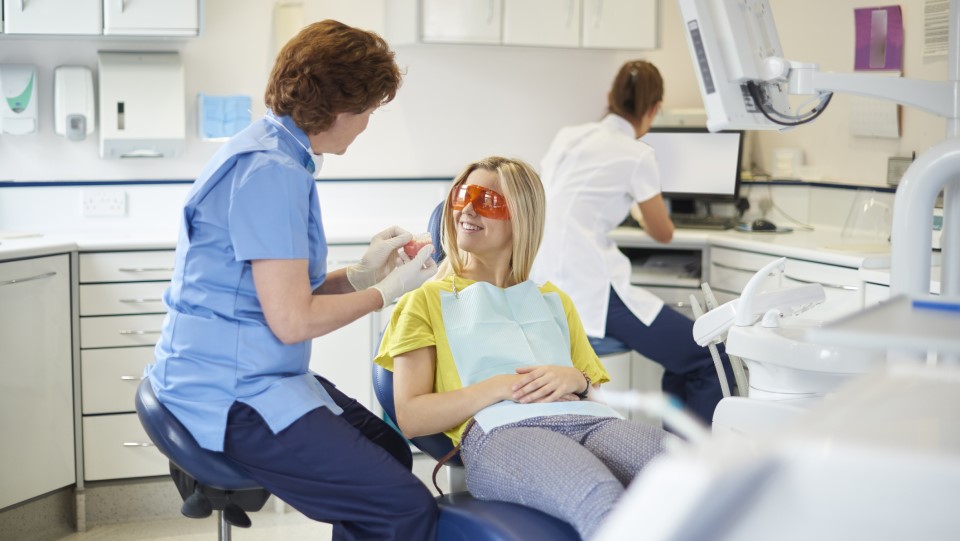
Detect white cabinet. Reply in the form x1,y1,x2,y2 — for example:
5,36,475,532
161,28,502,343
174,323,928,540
422,0,501,44
1,0,198,36
503,0,580,47
78,250,174,481
0,254,74,509
581,0,658,49
103,0,199,37
387,0,657,49
2,0,101,35
309,245,377,411
708,247,863,319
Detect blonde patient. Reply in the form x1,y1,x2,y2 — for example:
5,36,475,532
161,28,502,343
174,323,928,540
376,156,668,540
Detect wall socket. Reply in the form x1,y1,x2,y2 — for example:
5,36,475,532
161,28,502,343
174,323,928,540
82,190,127,217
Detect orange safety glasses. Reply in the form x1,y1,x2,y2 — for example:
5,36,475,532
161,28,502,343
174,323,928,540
449,183,510,220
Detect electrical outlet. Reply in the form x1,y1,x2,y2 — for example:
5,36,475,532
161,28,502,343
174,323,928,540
83,190,127,217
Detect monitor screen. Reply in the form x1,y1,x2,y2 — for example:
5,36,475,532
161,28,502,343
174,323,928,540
640,127,744,202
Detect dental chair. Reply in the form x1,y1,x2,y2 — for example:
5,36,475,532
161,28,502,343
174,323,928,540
135,379,271,540
367,201,580,540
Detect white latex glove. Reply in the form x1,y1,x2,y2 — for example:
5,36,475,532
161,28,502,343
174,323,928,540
371,244,438,306
346,226,413,291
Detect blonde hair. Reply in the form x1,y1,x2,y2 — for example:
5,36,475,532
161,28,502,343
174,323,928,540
435,157,545,285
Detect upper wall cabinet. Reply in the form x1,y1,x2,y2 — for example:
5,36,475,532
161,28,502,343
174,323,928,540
2,0,102,35
422,0,501,44
582,0,658,50
103,0,199,37
386,0,658,50
1,0,199,36
503,0,580,48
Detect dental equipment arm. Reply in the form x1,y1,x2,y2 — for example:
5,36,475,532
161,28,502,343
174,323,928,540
692,257,826,347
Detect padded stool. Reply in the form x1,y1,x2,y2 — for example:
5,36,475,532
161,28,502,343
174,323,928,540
372,364,581,541
135,380,271,541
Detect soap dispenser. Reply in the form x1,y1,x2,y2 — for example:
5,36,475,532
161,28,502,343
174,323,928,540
0,64,38,135
54,66,96,141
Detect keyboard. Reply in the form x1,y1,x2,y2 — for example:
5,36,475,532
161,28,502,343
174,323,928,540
671,215,738,230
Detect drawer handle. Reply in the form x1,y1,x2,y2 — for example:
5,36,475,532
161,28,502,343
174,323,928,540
117,267,174,273
123,442,155,448
783,274,859,291
0,271,56,287
119,330,162,335
120,376,143,381
119,298,164,304
711,261,758,274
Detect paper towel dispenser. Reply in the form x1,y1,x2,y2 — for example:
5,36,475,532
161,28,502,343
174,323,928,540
98,52,185,159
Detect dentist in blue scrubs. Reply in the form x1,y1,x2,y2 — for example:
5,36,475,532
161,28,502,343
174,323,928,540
145,20,439,540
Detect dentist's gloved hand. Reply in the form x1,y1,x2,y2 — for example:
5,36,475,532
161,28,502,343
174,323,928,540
371,244,437,306
346,226,412,292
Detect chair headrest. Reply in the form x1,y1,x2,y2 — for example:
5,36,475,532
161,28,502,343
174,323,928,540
427,201,446,264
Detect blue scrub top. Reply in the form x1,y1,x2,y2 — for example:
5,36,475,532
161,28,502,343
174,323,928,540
147,112,343,452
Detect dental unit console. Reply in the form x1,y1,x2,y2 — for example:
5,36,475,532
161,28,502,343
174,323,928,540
694,258,885,437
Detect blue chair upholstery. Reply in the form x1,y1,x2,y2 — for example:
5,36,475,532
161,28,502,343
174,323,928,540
135,379,270,538
589,335,631,356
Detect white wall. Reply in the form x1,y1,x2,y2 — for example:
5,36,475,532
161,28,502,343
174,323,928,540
0,0,647,182
0,0,934,237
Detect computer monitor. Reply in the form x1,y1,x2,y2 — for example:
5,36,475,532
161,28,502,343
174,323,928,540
640,127,744,215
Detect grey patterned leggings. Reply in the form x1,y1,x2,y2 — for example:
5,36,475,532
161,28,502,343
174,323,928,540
460,414,666,541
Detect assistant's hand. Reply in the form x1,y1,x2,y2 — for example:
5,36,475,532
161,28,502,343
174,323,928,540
346,226,412,291
512,365,587,404
371,244,437,306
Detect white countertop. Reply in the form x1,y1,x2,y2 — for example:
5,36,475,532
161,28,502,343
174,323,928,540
0,230,373,261
1,225,896,266
610,226,893,269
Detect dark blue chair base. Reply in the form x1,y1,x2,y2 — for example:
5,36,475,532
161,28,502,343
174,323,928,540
135,379,271,539
438,492,581,541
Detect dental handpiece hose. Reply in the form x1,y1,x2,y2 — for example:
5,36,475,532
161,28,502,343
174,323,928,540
595,389,711,445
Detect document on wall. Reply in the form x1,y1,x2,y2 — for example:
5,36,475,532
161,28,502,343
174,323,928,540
924,0,950,58
851,8,902,139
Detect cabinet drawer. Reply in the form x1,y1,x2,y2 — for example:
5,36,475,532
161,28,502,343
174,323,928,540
708,248,777,293
781,259,861,319
83,414,169,481
81,347,154,414
80,251,175,283
81,314,166,348
80,282,169,316
644,286,696,320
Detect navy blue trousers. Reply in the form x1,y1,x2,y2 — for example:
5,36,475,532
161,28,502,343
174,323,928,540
604,288,733,424
223,375,438,541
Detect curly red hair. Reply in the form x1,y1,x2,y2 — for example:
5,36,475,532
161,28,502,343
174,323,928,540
265,20,402,135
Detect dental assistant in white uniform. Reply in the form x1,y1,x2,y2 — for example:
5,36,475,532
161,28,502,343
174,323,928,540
531,60,732,423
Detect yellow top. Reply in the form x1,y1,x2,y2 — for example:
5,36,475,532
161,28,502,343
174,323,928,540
375,275,610,446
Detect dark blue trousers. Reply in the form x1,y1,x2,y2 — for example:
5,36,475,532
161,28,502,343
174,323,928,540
223,375,438,541
604,288,733,424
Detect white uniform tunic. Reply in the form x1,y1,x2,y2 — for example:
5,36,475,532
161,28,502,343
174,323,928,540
532,113,665,337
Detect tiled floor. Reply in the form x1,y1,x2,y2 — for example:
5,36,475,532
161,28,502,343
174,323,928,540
58,454,444,541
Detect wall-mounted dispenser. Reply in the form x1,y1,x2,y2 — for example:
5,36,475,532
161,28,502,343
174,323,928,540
0,64,39,135
54,66,96,141
98,52,185,159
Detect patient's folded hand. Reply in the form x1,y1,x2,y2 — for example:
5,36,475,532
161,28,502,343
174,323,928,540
512,365,583,404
